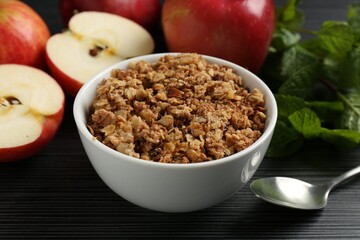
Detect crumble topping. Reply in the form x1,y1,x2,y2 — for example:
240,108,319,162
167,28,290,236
87,53,266,163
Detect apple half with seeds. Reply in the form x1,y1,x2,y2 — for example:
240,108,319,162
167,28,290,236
0,64,65,162
46,11,155,97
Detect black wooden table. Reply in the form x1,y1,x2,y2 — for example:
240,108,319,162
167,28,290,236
2,0,360,239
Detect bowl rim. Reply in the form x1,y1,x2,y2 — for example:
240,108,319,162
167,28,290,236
73,52,278,169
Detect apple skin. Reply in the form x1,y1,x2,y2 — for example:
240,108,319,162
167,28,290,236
59,0,162,31
0,107,64,163
162,0,275,73
0,0,50,69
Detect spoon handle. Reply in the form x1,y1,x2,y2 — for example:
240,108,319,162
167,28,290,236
327,166,360,190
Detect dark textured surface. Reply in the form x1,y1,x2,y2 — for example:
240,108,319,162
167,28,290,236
2,0,360,238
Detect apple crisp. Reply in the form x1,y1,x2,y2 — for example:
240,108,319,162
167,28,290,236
87,53,266,163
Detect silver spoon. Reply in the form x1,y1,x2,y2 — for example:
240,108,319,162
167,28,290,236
250,166,360,210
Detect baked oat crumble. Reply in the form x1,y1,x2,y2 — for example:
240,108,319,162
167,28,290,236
87,53,267,163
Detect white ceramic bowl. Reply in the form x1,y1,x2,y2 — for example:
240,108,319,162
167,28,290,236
73,53,277,213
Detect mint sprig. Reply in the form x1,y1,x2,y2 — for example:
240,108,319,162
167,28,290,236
261,1,360,157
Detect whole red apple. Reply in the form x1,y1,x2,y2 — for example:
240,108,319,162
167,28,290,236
59,0,162,31
162,0,275,73
0,64,65,162
0,0,50,69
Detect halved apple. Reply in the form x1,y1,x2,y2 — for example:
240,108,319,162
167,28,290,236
46,11,155,97
0,64,65,162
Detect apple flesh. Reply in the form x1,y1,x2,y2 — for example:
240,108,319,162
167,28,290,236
59,0,162,31
162,0,275,73
0,0,50,69
0,64,65,162
46,11,155,97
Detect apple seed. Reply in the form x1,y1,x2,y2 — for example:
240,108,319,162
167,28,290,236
1,97,20,114
89,45,108,57
0,97,22,109
6,97,22,105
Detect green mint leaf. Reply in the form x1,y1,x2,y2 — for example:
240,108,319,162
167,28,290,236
278,70,317,98
276,94,344,122
266,120,304,158
338,92,360,132
347,4,360,41
278,0,301,22
275,94,306,118
307,101,344,122
260,28,301,90
288,108,360,149
320,128,360,149
276,0,304,31
271,28,301,52
317,21,354,57
301,38,328,58
280,45,318,78
288,108,322,139
340,47,360,88
323,55,343,86
323,47,360,88
278,46,320,98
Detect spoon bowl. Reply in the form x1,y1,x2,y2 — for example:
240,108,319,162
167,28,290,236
250,166,360,210
250,177,330,209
